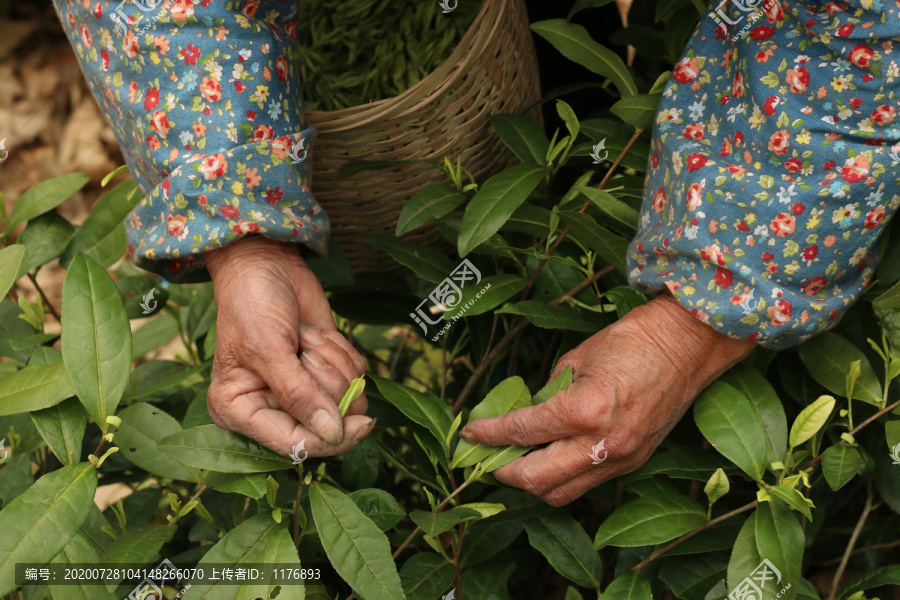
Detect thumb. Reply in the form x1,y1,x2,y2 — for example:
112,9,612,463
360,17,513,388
252,349,345,446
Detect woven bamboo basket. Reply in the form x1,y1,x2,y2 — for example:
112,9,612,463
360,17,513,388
304,0,544,275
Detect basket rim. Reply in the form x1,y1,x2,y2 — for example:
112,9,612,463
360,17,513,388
305,0,511,127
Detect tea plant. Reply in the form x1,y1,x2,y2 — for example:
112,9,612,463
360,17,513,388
0,1,899,600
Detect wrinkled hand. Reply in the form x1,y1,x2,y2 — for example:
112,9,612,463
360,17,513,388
204,236,373,457
458,293,755,506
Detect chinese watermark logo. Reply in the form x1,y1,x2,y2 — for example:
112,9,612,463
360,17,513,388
128,558,191,600
709,0,777,42
889,142,900,167
590,139,608,165
438,0,458,13
110,0,172,38
0,139,8,164
410,259,491,342
0,439,8,464
890,441,900,465
589,439,608,465
288,138,308,164
140,289,158,315
729,558,789,600
442,589,456,600
290,439,309,465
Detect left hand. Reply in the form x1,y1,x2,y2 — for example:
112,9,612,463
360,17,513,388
458,292,755,506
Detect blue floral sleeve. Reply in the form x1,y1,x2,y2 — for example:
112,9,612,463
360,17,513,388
51,0,328,282
628,0,899,349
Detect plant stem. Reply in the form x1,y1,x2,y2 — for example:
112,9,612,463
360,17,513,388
805,399,900,469
391,475,479,560
452,266,613,413
827,479,874,600
630,500,758,571
27,272,61,323
453,523,466,599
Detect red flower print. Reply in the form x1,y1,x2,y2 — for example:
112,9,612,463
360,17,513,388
234,220,260,234
768,130,790,155
785,67,809,93
751,26,775,41
100,49,110,71
276,55,289,82
266,187,284,206
241,0,259,18
144,89,160,112
683,123,705,140
785,157,802,172
803,245,818,260
823,161,836,170
673,57,700,84
848,44,874,69
686,153,708,172
771,213,796,237
763,96,781,116
841,155,870,183
220,205,241,218
181,43,201,66
700,245,727,267
199,154,228,180
837,23,854,37
252,125,275,142
865,206,886,229
801,276,827,296
200,78,222,103
767,300,793,325
792,203,805,215
714,267,734,288
871,105,895,126
762,252,774,261
93,3,103,17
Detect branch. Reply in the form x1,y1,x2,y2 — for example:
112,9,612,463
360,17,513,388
631,500,758,572
804,399,900,469
827,479,875,600
27,272,61,323
451,266,613,413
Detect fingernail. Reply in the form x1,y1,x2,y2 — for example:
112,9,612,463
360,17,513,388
355,417,377,442
301,348,329,370
309,409,344,445
299,324,327,347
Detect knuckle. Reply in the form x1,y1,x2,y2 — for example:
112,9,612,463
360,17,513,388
508,413,531,446
517,464,549,496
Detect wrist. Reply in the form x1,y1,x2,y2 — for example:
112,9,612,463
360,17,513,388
205,235,302,282
623,291,756,387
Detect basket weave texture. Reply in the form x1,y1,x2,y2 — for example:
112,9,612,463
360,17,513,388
304,0,544,274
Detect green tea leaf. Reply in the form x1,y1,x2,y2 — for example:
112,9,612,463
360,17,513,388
339,376,367,417
310,482,404,600
755,501,803,600
410,503,501,537
396,185,467,235
117,403,200,482
576,186,639,233
593,494,706,549
496,300,605,332
0,245,25,300
767,485,813,521
370,374,453,447
61,253,132,427
0,454,33,509
203,472,267,498
837,566,900,599
7,173,89,230
400,553,454,600
442,274,525,318
797,332,882,404
490,114,550,167
822,444,860,491
368,234,458,284
568,0,616,20
15,211,75,277
452,377,531,469
458,164,547,256
557,210,629,274
719,364,788,468
610,94,662,130
523,508,603,588
533,365,574,405
601,572,652,600
693,381,770,481
30,397,88,465
59,180,140,269
727,512,762,594
349,488,406,531
49,533,116,600
789,395,835,449
98,524,176,590
461,561,515,600
704,468,730,505
0,463,97,595
530,20,637,98
159,425,292,473
0,361,73,416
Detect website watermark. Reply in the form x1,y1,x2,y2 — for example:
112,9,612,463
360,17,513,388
589,439,608,465
289,138,308,164
890,441,900,465
290,439,309,465
590,139,608,165
0,438,7,464
139,288,158,315
438,0,458,13
409,260,490,342
0,138,8,164
110,0,173,38
709,0,777,42
889,142,900,167
729,558,790,600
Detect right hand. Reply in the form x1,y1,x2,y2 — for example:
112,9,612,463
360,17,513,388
204,235,374,457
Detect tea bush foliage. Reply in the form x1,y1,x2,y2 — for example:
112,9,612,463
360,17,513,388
0,1,899,599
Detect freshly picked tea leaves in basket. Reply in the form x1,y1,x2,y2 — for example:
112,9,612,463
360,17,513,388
297,0,483,111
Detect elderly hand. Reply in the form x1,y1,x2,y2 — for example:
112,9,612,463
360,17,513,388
204,235,373,457
458,292,755,506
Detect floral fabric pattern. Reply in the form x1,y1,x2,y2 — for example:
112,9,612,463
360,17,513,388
629,0,900,348
51,0,328,282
